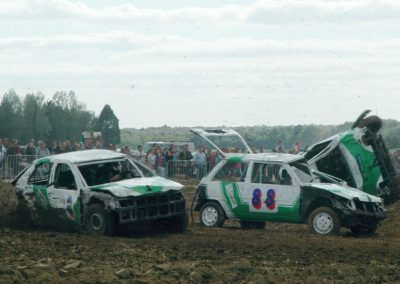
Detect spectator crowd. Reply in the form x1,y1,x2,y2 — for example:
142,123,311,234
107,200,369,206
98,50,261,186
0,136,305,180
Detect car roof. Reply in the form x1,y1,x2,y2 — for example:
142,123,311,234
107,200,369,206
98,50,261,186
42,149,126,164
226,152,303,163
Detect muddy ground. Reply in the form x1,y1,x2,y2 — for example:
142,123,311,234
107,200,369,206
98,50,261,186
0,183,400,283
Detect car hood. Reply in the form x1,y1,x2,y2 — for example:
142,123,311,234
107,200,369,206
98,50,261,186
89,177,183,197
307,183,382,203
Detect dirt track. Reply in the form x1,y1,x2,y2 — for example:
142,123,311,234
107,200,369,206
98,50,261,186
1,183,400,283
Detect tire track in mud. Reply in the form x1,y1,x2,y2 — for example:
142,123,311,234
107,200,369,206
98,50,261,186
1,183,400,283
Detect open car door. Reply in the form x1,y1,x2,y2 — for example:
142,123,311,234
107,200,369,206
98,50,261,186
190,128,253,157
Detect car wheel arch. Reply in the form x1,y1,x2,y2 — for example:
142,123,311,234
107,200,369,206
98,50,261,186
199,199,228,219
302,197,334,223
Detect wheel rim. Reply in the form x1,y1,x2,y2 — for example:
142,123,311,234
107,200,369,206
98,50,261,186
201,206,219,226
90,213,104,231
313,212,334,234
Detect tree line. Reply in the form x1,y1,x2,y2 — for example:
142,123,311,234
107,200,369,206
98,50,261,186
121,120,400,151
1,89,398,151
0,89,120,146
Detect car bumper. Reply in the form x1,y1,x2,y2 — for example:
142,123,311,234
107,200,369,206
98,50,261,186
115,191,186,225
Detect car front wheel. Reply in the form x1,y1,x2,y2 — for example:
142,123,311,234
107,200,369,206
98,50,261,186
200,202,225,227
308,207,341,235
84,204,115,236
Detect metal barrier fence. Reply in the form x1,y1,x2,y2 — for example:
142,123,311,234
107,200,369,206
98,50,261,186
0,155,213,183
0,155,37,181
125,158,212,183
150,160,212,182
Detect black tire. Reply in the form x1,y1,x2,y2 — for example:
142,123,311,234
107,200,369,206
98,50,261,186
199,201,225,227
240,221,266,229
350,223,377,235
84,204,115,236
360,115,382,133
308,207,341,235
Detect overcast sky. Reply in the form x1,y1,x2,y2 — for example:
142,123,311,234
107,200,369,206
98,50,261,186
1,0,399,128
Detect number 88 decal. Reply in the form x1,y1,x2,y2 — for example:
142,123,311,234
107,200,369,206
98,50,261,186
252,188,276,210
265,189,276,210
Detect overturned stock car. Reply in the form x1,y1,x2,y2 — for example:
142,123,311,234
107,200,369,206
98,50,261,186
303,110,400,203
12,150,187,235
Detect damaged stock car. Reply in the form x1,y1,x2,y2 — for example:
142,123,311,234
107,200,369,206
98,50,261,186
191,129,386,235
303,110,400,203
12,150,188,235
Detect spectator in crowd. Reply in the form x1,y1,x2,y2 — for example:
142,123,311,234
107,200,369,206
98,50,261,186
61,140,72,153
193,146,207,179
274,140,285,153
259,146,265,153
155,148,165,177
165,145,179,177
95,140,103,149
37,141,50,158
178,144,193,160
251,146,257,154
16,140,23,156
6,140,19,176
134,145,145,161
292,141,302,154
6,140,18,156
122,146,132,156
52,141,63,154
146,148,156,170
25,140,36,157
208,150,220,169
107,143,116,151
73,141,82,151
84,139,94,150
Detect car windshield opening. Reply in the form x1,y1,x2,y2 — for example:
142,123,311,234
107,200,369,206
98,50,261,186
290,161,313,183
78,159,141,186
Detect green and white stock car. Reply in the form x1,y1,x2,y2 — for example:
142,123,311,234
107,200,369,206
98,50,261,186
192,129,387,235
12,150,187,235
304,110,399,203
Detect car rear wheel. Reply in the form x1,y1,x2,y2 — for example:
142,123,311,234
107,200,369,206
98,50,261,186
200,202,225,227
360,115,382,133
240,221,266,229
308,207,341,235
85,204,115,236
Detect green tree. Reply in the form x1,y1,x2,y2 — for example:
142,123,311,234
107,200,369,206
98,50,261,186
95,104,121,146
44,90,96,144
22,92,51,142
0,89,23,139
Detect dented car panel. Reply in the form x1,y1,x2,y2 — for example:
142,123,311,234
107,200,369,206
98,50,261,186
13,150,187,234
300,185,386,227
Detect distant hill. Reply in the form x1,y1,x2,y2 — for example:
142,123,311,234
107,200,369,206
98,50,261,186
121,119,400,151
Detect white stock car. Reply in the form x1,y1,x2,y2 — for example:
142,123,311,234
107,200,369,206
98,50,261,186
12,150,187,235
191,129,387,235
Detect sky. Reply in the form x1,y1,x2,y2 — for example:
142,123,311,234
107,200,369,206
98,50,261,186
1,0,400,128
